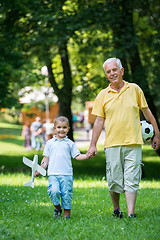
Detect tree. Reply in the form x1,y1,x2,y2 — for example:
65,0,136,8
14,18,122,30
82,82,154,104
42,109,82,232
1,0,160,143
0,0,79,139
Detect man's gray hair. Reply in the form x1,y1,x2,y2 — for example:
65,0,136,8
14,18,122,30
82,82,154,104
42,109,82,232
103,58,123,71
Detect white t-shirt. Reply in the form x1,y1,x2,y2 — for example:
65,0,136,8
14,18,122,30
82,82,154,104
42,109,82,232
43,135,80,176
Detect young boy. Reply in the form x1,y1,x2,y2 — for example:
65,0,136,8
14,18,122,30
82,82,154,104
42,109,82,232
34,116,92,219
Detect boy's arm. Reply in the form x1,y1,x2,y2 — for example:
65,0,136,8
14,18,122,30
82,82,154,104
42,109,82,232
75,152,93,161
34,156,49,177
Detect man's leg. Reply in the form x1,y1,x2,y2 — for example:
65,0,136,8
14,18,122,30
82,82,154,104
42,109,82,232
124,145,141,217
125,191,137,216
110,191,123,218
109,191,120,211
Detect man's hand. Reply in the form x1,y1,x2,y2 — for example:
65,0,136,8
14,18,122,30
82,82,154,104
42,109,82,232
152,134,160,150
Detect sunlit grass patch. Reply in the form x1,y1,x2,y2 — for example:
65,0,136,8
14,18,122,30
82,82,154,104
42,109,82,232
140,180,160,189
1,173,160,240
0,173,48,187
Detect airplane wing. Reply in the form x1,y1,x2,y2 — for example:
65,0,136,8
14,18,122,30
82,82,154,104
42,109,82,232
23,157,33,168
37,164,46,176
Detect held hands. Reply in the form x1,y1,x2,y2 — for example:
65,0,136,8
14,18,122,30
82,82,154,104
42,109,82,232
86,152,94,159
87,146,97,158
76,147,97,160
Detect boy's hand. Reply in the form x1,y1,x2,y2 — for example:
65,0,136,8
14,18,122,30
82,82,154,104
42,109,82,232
34,171,41,177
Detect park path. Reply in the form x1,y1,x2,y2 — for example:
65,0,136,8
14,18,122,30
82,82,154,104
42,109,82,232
74,128,105,148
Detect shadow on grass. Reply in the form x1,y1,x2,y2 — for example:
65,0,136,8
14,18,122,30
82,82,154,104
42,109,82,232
0,151,43,174
142,161,160,180
0,127,22,136
0,138,24,146
1,150,160,180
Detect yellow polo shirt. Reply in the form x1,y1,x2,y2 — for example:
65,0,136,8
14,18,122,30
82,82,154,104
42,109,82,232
92,81,148,148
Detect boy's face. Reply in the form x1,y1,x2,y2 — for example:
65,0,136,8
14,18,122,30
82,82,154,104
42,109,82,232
54,121,70,139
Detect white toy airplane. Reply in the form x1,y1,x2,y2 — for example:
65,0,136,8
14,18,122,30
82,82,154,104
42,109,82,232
23,155,46,188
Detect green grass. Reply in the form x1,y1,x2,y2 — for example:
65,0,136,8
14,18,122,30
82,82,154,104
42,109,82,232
0,121,160,240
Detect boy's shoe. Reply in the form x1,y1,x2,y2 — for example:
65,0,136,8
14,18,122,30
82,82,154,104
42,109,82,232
129,213,137,218
113,209,123,218
64,216,70,219
53,209,62,218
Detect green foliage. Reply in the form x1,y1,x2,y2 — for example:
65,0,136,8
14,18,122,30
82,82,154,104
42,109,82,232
0,0,160,124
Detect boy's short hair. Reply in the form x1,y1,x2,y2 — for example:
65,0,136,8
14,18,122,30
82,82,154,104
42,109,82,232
54,116,69,126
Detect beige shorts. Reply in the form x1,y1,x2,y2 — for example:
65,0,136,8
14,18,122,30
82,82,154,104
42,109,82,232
104,145,142,193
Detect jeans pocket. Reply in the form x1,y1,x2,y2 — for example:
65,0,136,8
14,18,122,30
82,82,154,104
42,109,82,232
48,184,52,192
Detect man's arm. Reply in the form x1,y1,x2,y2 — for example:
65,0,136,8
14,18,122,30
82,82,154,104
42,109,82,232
35,127,43,136
87,116,105,157
141,107,160,150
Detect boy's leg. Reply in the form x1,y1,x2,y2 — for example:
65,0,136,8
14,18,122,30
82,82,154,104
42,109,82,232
60,175,73,218
64,209,71,218
54,204,61,210
53,206,62,217
48,176,62,217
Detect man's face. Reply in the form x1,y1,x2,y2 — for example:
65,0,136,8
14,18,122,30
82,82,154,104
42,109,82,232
104,60,124,85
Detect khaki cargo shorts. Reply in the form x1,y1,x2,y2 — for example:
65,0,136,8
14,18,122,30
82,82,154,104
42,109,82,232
104,145,142,193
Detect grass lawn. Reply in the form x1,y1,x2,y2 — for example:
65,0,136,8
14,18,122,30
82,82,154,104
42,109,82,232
0,121,160,240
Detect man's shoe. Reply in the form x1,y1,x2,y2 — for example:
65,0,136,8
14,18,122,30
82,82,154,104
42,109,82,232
113,209,123,218
53,208,62,218
129,213,137,218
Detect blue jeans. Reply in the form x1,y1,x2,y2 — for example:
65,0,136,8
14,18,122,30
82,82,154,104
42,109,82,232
48,175,73,209
31,134,41,151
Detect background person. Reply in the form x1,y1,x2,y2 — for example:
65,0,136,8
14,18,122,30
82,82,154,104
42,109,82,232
21,121,31,150
88,57,160,218
43,119,54,141
34,116,93,219
30,117,43,151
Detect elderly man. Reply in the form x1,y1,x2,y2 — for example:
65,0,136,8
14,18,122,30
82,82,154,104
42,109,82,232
88,58,160,218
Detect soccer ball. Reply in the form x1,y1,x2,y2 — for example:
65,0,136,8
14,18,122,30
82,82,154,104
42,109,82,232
141,120,154,141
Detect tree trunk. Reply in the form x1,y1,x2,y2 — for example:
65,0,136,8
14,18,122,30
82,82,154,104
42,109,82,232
47,43,74,141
